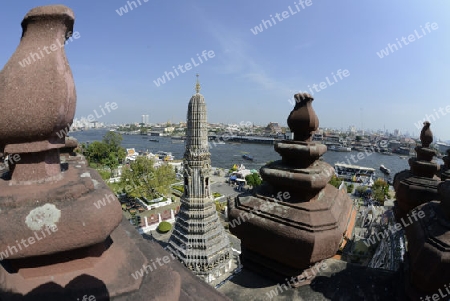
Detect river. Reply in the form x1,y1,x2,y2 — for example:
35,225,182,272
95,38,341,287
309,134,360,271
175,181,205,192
70,129,412,178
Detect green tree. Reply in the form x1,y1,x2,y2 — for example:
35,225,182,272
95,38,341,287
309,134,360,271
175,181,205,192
103,131,123,154
83,132,126,176
120,156,176,199
372,179,389,203
140,127,148,135
85,141,109,166
329,175,342,188
215,200,225,212
158,221,172,233
245,173,262,188
347,183,354,194
356,185,368,196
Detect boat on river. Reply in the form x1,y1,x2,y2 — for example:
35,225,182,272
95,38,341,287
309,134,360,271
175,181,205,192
335,163,375,185
380,164,391,175
329,145,352,152
242,154,254,161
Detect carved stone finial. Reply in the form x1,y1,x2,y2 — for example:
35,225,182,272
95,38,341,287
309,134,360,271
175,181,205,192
420,121,433,148
287,93,318,142
0,5,76,184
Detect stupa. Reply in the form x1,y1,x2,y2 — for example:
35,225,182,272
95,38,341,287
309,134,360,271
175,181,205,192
0,6,229,300
167,75,233,284
394,121,441,219
228,93,355,285
441,151,450,181
404,179,450,300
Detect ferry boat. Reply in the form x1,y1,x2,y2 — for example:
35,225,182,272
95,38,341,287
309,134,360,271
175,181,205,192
335,163,375,184
242,154,254,161
380,164,391,175
329,145,352,152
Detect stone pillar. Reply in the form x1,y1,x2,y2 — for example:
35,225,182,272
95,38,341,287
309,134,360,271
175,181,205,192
394,122,441,219
228,93,355,286
404,180,450,300
441,154,450,181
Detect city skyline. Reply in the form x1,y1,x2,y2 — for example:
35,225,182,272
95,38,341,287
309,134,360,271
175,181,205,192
1,1,449,139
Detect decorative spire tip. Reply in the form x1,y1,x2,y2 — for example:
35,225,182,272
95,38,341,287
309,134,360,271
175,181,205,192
195,73,201,94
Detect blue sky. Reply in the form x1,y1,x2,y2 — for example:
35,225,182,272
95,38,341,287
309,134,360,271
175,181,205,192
1,1,450,140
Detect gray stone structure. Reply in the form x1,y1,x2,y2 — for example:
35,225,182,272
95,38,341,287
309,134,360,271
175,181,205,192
167,75,233,284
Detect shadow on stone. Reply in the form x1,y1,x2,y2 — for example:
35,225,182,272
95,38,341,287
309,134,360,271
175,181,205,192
0,275,110,301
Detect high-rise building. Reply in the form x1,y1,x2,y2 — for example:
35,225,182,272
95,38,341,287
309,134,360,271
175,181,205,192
167,75,233,284
141,114,149,124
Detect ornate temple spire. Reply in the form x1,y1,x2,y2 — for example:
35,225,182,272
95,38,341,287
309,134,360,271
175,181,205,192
167,77,233,285
195,73,201,94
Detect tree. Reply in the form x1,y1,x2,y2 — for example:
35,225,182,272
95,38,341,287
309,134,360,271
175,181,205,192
83,132,126,176
329,175,342,188
215,201,225,212
103,131,123,154
140,127,148,135
372,179,389,203
120,156,176,199
356,185,368,196
158,221,172,233
245,173,262,188
347,183,354,194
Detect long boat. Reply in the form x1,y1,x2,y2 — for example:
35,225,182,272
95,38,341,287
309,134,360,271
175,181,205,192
335,163,375,184
242,154,254,161
329,145,352,152
380,164,391,175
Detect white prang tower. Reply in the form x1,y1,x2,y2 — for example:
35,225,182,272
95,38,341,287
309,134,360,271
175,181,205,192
167,74,233,284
